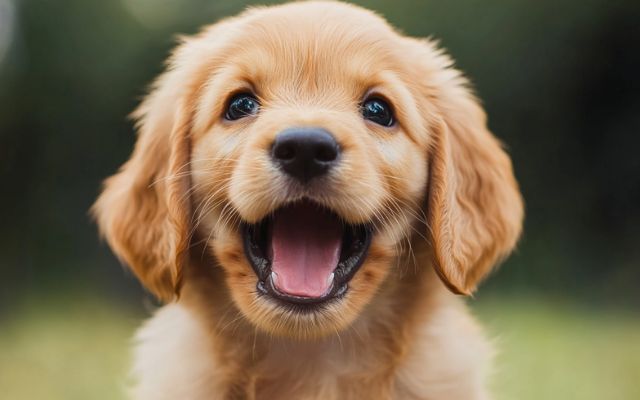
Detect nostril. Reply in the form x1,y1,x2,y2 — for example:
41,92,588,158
273,142,296,161
315,144,338,162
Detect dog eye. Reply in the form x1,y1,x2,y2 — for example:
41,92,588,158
361,98,394,127
225,93,260,120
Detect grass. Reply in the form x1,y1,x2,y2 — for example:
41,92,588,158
0,298,141,400
1,296,638,400
475,298,640,400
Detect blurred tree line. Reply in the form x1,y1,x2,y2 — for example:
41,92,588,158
1,0,638,309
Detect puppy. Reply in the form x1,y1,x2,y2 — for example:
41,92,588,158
93,1,523,399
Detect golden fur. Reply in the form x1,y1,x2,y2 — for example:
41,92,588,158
93,1,523,399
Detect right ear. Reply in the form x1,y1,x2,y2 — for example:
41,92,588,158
404,37,524,295
92,71,193,302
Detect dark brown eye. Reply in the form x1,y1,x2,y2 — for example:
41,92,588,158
361,98,394,127
225,93,260,120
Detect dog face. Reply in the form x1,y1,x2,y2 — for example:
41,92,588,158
93,2,523,338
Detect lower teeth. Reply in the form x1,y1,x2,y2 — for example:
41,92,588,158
326,272,335,286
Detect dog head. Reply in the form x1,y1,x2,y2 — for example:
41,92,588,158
93,1,523,338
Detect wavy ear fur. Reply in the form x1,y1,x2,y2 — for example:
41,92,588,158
92,19,240,301
92,69,192,302
410,39,524,295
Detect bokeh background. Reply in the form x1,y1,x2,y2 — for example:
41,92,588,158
1,0,639,399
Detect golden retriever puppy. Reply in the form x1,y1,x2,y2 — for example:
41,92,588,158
93,1,523,399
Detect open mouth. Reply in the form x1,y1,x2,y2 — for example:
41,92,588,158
242,201,372,309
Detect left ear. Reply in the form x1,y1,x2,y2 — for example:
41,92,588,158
409,38,524,295
91,52,195,301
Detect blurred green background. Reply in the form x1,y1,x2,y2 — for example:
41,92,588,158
1,0,638,399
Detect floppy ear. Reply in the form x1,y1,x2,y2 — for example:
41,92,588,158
92,20,238,300
92,73,192,302
411,40,524,295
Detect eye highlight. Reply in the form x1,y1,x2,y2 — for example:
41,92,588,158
361,97,395,127
225,93,260,120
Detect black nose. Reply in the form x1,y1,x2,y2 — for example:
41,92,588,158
271,127,340,183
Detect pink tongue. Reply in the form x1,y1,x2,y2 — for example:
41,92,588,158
271,203,343,298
